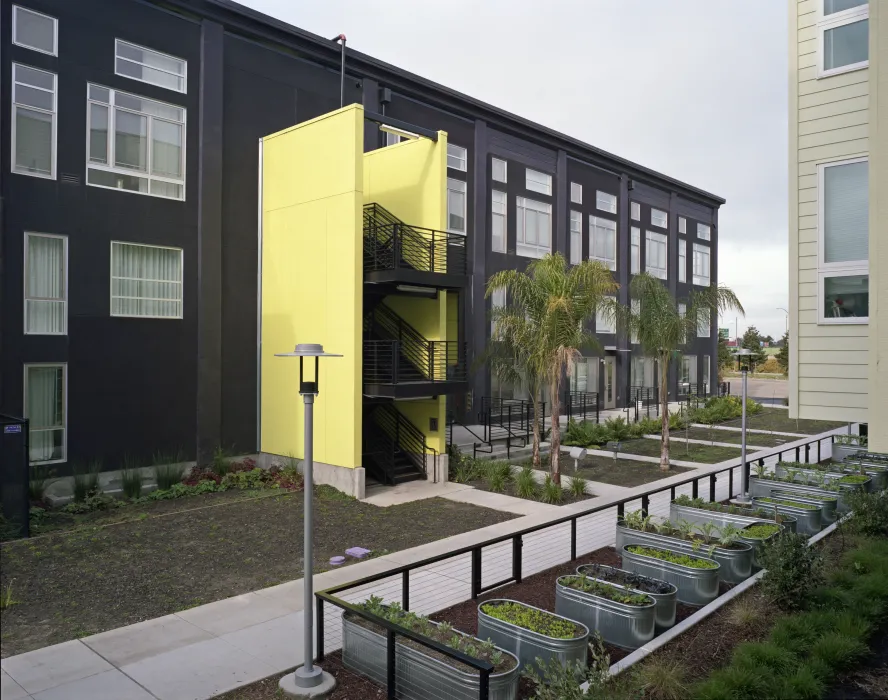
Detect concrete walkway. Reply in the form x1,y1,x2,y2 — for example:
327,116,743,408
1,426,849,700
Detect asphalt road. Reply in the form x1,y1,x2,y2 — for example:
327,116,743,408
728,377,788,401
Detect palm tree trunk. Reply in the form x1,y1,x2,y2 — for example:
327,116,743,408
549,378,562,485
531,382,541,468
659,352,670,471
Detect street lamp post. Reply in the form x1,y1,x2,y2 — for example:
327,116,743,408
777,307,789,333
275,343,341,698
732,348,755,505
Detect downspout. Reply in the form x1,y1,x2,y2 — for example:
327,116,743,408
331,34,346,107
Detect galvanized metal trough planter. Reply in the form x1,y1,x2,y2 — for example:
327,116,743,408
737,523,784,571
554,576,656,650
774,465,876,493
477,600,589,673
575,563,678,632
832,442,865,463
766,487,838,523
669,501,797,534
619,544,720,607
749,497,822,536
614,521,753,585
750,476,851,512
838,463,887,491
342,614,520,700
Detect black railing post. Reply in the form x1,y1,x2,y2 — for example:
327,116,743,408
386,629,397,699
570,517,577,560
641,495,649,517
512,535,522,583
729,467,734,498
805,444,810,463
617,502,624,520
430,229,435,272
316,596,325,661
393,342,400,384
795,446,800,462
402,570,409,611
393,223,401,271
817,440,821,463
709,474,716,502
471,547,482,599
670,485,676,501
692,479,698,499
480,669,490,700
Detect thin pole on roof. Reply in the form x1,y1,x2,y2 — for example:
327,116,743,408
331,34,346,107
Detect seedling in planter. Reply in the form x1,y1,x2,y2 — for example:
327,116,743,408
626,545,718,569
694,521,718,542
480,601,584,639
742,524,781,540
675,518,694,541
715,524,742,548
753,462,767,479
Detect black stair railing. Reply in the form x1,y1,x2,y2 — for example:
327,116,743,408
371,404,429,479
564,391,599,423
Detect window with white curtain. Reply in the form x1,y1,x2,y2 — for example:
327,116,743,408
631,201,641,221
516,197,551,258
115,40,187,93
698,309,710,338
12,63,56,179
645,231,667,280
678,238,687,283
491,190,507,253
817,1,868,77
25,233,67,334
447,143,467,171
25,363,66,464
631,227,640,274
570,182,582,204
678,217,687,234
693,243,710,286
447,178,467,234
697,223,711,241
589,216,616,270
525,168,552,195
111,242,183,318
87,84,186,200
651,208,668,228
596,297,615,334
13,6,57,55
596,191,617,214
492,157,507,183
570,211,582,264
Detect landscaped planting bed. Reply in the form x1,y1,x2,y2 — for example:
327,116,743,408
532,455,693,488
451,459,595,505
716,406,847,434
613,437,742,464
669,426,794,448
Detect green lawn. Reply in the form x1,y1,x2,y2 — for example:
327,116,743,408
675,427,795,449
535,455,692,488
615,437,742,464
715,407,847,435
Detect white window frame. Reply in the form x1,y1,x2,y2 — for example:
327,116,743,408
817,2,869,78
678,238,687,283
570,210,582,264
86,84,187,201
110,241,184,319
651,208,668,229
516,196,551,259
492,157,507,183
12,63,57,180
24,232,67,335
596,297,616,334
697,222,711,241
24,362,67,465
589,216,617,271
525,168,552,196
114,39,187,94
12,5,58,56
491,190,507,253
570,182,582,204
678,217,687,234
447,177,467,235
817,156,868,324
630,227,640,275
630,201,641,221
645,230,668,280
447,143,467,171
692,243,711,286
596,190,617,214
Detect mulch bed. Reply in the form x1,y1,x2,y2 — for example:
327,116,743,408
465,478,596,505
677,426,794,448
553,458,693,488
0,488,516,658
615,438,742,464
717,407,847,435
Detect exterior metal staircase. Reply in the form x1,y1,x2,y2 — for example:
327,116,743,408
362,403,431,485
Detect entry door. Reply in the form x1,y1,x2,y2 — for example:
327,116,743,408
603,357,616,409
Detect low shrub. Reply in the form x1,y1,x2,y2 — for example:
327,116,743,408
540,475,563,504
516,466,538,499
631,659,687,700
569,476,588,499
73,461,101,502
120,457,144,500
62,491,121,514
212,446,233,477
154,461,184,491
525,632,610,699
487,470,506,493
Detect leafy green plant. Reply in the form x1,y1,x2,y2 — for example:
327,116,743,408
487,470,506,493
62,491,122,514
626,545,718,570
516,466,538,499
760,532,824,609
715,523,742,548
524,632,610,699
560,575,652,605
72,461,101,502
480,601,583,639
844,490,888,537
0,580,18,610
742,524,781,540
120,457,144,499
604,415,631,441
838,474,869,485
754,496,819,511
568,476,588,499
212,446,232,477
154,462,184,491
540,474,563,504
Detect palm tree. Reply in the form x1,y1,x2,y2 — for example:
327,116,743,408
615,273,744,471
487,253,617,484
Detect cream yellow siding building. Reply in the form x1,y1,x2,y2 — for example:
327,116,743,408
789,0,886,449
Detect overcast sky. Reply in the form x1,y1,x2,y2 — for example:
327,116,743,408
242,0,790,340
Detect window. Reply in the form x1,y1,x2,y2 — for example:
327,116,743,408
570,182,582,204
525,168,552,196
698,309,710,338
25,363,66,464
678,302,687,318
678,217,687,234
596,191,617,214
596,297,615,334
631,299,640,344
115,40,187,93
678,239,687,283
25,233,66,334
87,85,186,200
385,131,402,146
492,157,507,183
818,1,868,77
516,197,551,258
681,355,697,387
110,242,183,318
631,201,641,221
703,355,711,392
447,143,467,171
12,64,56,179
589,216,617,270
630,227,640,274
447,178,467,234
490,287,505,336
697,223,711,241
819,158,868,323
491,190,507,253
651,208,668,228
571,357,598,393
570,211,582,264
645,231,667,280
693,243,711,286
13,6,57,55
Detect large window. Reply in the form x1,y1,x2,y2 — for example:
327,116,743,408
645,231,667,280
13,6,57,55
447,143,467,171
570,182,582,204
12,63,56,179
697,223,711,241
447,178,467,234
596,191,617,214
525,168,552,196
630,227,640,274
570,211,582,264
818,1,868,77
651,208,668,229
492,157,507,183
693,243,711,286
87,85,186,200
819,157,868,323
516,197,551,258
25,363,66,464
698,309,710,338
678,239,687,283
681,355,697,389
491,190,507,253
596,297,615,334
115,40,187,93
571,357,598,394
25,233,66,334
589,216,617,270
111,242,183,318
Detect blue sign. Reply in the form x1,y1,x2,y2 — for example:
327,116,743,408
4,424,23,434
